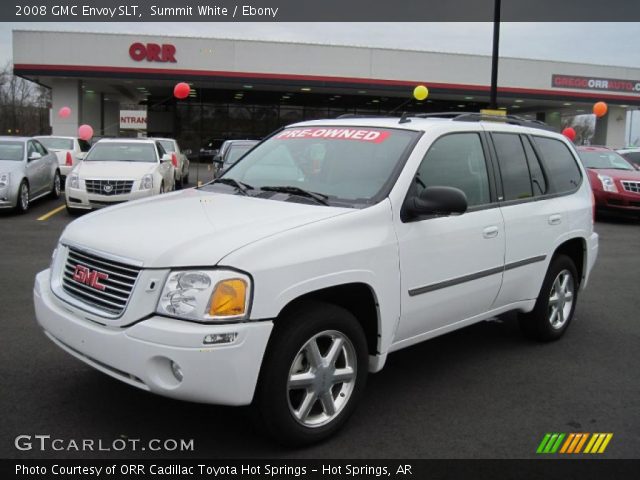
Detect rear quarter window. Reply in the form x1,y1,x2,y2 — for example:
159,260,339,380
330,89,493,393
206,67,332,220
532,136,582,194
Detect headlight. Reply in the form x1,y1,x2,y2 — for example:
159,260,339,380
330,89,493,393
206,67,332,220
0,172,10,188
67,174,80,189
157,270,251,322
597,174,618,192
140,174,153,190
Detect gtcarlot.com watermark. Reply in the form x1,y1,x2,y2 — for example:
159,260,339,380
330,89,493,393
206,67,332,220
15,435,194,452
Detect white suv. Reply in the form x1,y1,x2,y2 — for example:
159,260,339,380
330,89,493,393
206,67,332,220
34,114,598,445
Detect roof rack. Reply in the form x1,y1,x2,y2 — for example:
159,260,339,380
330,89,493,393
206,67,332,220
413,112,554,131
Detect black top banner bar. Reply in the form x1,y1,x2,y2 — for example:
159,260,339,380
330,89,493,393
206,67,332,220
4,0,640,22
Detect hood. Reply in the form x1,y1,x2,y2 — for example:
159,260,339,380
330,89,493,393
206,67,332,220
60,188,352,268
587,168,640,182
75,161,157,179
0,160,25,175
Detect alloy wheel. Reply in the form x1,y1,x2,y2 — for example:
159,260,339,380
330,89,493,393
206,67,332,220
548,269,574,329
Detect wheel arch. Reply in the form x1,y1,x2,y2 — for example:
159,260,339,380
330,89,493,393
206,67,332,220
275,282,381,357
551,236,587,287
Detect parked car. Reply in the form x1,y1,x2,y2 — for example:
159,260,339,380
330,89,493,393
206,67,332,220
0,137,60,213
199,137,225,162
213,140,259,178
576,146,640,218
151,138,191,187
35,114,598,445
65,138,175,215
34,136,91,181
616,147,640,170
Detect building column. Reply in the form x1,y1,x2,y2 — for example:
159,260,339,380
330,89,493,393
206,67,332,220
50,79,81,136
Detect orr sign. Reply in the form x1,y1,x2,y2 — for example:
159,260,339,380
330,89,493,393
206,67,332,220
552,74,640,93
120,110,147,130
129,42,176,63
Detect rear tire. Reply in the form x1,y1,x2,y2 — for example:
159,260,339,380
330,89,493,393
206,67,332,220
15,180,29,213
519,254,579,342
254,302,368,446
49,170,61,199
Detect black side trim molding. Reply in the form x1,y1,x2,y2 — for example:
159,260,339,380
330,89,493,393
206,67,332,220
408,254,547,297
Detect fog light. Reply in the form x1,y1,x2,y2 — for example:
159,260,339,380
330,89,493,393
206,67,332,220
203,332,238,345
170,361,183,382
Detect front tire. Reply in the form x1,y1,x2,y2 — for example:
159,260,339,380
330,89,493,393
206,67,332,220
254,302,368,445
519,254,579,342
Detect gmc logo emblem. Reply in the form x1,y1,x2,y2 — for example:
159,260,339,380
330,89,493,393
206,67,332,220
72,265,109,291
129,42,176,63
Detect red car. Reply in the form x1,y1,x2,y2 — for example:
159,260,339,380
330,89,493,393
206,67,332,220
576,146,640,218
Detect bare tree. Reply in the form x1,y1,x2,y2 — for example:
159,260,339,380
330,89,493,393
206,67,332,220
0,62,51,136
562,114,595,146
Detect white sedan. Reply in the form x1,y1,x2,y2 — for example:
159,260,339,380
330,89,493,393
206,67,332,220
34,136,91,179
151,138,191,187
65,138,175,215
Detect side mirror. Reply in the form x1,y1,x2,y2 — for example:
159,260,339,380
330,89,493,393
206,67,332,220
160,153,172,163
28,152,42,161
403,186,468,220
76,152,86,160
213,154,223,164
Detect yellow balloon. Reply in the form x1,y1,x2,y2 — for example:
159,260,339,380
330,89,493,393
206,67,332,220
413,85,429,101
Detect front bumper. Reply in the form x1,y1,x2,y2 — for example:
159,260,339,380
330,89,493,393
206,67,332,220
34,269,273,405
594,190,640,214
65,186,155,210
0,186,17,209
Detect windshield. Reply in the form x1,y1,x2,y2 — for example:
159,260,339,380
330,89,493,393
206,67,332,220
210,126,420,206
578,150,635,171
85,143,157,163
0,141,24,161
37,137,73,150
225,145,254,166
158,140,176,152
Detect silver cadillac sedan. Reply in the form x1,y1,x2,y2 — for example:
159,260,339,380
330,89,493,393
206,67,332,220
0,137,61,213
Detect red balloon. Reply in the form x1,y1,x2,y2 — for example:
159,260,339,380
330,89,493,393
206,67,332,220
173,82,191,99
58,106,71,119
562,127,576,142
593,101,608,118
78,124,94,141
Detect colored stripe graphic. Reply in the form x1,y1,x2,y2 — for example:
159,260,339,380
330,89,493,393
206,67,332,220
538,433,613,454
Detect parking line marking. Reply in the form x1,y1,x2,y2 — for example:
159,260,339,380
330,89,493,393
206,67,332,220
37,204,65,221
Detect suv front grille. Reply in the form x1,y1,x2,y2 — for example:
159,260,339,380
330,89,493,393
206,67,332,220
85,179,134,196
621,181,640,194
61,247,141,316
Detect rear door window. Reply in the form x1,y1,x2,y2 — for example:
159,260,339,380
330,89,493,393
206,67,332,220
533,137,582,193
491,133,533,201
522,136,547,196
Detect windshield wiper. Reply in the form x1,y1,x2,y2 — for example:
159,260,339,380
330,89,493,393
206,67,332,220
260,186,330,205
212,178,254,195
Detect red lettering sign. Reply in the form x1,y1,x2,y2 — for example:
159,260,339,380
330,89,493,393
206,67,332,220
275,128,390,143
552,74,640,93
129,43,176,63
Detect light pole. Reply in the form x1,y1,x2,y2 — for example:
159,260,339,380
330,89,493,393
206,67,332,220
489,0,501,110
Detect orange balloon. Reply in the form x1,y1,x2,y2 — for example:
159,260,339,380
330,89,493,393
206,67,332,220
593,101,608,118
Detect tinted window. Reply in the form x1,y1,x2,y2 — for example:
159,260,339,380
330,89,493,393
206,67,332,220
27,141,36,158
218,127,420,205
156,142,166,159
534,137,582,193
522,136,547,195
34,141,48,156
0,141,24,161
415,133,491,207
78,139,91,152
492,133,533,200
37,137,73,150
85,143,157,163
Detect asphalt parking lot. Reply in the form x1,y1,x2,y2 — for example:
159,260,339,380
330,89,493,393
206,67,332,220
1,164,639,459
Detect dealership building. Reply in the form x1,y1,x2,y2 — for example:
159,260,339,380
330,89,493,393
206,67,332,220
12,29,640,152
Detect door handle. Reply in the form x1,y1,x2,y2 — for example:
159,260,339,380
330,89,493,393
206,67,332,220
548,214,562,226
483,226,499,239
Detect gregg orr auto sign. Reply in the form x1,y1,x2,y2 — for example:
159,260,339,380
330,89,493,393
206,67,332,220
553,74,640,93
